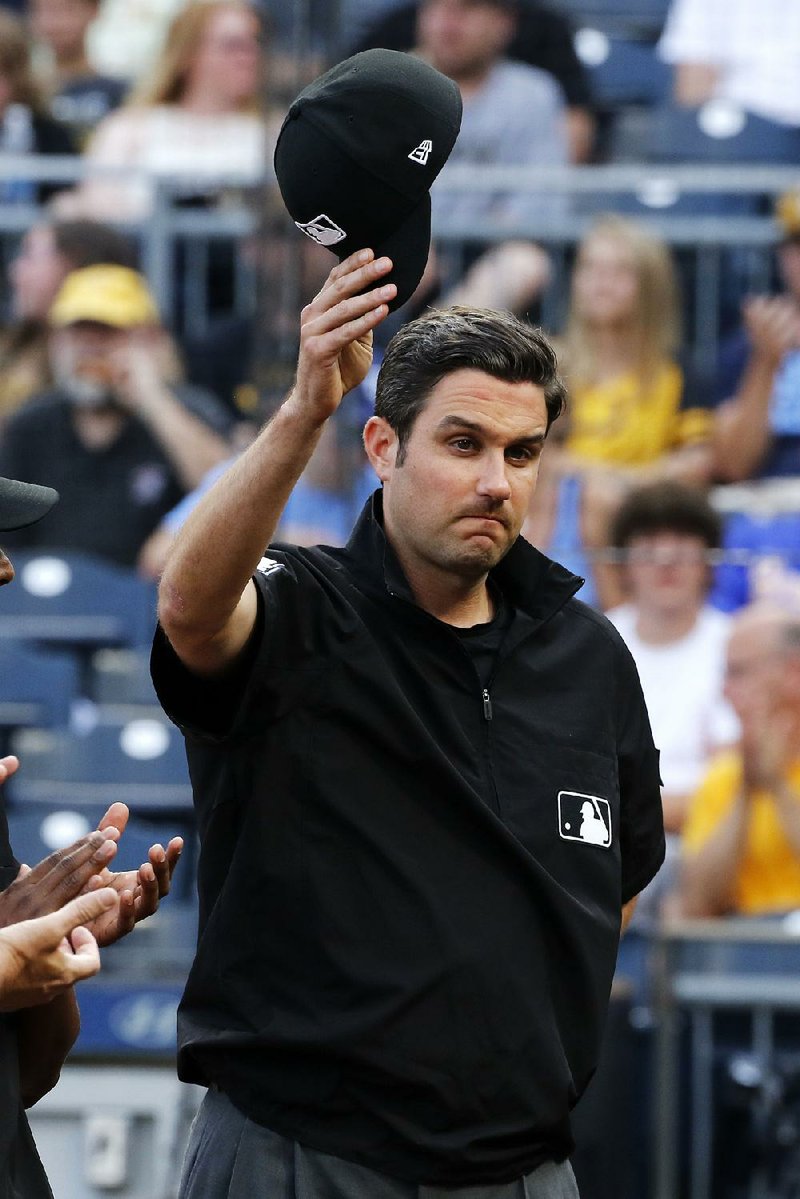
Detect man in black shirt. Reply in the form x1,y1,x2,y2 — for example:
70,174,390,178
154,250,664,1196
0,264,232,569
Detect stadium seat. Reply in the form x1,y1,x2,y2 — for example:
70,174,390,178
88,648,164,728
580,100,791,219
648,102,800,166
5,803,190,882
636,103,800,217
0,551,157,652
575,31,671,108
8,718,193,813
549,0,670,39
0,642,80,746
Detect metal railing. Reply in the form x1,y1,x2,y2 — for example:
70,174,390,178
0,156,792,367
0,156,262,339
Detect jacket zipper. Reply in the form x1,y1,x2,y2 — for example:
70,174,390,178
481,684,502,815
387,586,500,809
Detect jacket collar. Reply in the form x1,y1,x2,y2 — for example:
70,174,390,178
342,490,584,625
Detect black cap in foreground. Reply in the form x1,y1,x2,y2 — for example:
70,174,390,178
0,477,59,532
274,49,462,311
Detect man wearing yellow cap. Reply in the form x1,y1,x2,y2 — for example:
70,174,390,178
0,264,233,569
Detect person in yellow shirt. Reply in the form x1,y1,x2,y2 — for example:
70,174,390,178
559,215,712,470
678,604,800,917
525,215,713,608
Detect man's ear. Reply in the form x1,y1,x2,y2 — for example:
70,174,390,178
363,416,398,482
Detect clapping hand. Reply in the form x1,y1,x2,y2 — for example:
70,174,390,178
81,802,183,947
0,888,118,1011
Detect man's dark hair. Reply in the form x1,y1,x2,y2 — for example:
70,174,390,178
374,306,567,463
52,220,138,272
610,480,721,550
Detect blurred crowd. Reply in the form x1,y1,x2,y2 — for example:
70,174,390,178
0,0,798,933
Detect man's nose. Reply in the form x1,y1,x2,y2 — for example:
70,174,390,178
477,455,512,500
0,550,14,587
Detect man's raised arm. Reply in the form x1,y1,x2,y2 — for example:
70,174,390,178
157,250,395,677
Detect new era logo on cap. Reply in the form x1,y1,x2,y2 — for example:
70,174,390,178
295,214,347,247
558,791,612,848
408,139,433,165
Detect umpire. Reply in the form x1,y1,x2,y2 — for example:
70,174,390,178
154,248,665,1198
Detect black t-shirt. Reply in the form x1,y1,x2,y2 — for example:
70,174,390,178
453,585,513,688
0,807,53,1199
151,495,664,1186
50,76,127,148
0,387,232,568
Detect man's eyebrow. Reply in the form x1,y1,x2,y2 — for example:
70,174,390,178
435,414,546,443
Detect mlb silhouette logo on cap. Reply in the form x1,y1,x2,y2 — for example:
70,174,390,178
274,49,463,312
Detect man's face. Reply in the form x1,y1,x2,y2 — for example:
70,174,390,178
10,226,71,321
49,321,128,406
417,0,515,81
723,617,785,732
623,531,709,617
371,367,548,585
29,0,97,58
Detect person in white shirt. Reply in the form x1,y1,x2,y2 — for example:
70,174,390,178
657,0,800,129
606,481,739,917
65,0,278,220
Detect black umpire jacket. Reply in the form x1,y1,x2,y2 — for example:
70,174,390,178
152,491,665,1187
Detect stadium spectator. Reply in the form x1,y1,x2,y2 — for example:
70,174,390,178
28,0,126,145
84,0,184,85
0,9,75,202
678,605,800,918
352,0,595,163
65,0,274,220
606,482,739,918
709,189,800,612
525,215,713,608
714,191,800,484
608,482,739,831
658,0,800,131
410,0,569,318
138,373,379,580
0,264,233,567
0,217,136,426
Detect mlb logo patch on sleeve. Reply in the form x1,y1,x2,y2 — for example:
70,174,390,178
257,556,283,576
558,791,612,848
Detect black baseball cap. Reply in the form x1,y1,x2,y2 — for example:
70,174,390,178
0,477,58,532
274,49,462,311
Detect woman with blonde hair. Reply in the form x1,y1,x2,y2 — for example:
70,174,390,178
525,214,714,607
66,0,274,219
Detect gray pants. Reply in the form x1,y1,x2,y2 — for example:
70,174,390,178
180,1089,580,1199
